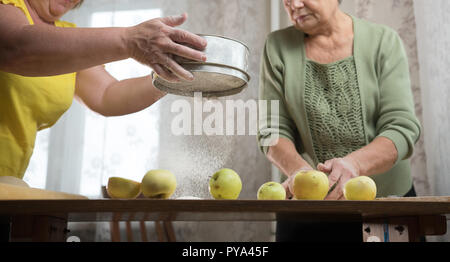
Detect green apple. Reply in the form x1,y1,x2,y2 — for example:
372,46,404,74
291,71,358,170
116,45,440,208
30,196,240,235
209,168,242,200
141,170,177,199
292,170,329,200
107,177,141,199
257,182,286,200
343,176,377,200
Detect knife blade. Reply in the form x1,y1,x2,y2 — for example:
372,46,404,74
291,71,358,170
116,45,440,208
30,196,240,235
326,176,341,197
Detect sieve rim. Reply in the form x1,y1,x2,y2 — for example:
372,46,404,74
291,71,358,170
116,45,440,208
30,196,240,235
154,82,247,98
195,34,250,52
179,62,251,82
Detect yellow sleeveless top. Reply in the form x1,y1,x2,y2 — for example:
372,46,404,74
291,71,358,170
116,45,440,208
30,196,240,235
0,0,77,178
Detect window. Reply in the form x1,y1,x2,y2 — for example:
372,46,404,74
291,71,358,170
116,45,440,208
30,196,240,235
81,9,162,197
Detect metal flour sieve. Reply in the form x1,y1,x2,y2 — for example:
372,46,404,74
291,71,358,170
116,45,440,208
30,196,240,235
152,34,250,97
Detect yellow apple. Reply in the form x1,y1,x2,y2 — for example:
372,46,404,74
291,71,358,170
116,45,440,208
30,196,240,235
107,177,141,199
141,169,177,199
343,176,377,200
292,170,329,200
209,168,242,200
257,182,286,200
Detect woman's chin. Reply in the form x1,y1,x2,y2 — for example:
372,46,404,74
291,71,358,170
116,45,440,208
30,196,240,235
293,22,316,33
49,5,68,20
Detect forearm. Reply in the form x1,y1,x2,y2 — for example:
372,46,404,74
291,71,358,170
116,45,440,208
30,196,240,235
345,136,398,177
2,25,128,76
266,137,313,177
100,76,166,116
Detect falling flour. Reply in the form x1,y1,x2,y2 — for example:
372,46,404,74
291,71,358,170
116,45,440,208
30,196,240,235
172,134,234,199
159,96,234,199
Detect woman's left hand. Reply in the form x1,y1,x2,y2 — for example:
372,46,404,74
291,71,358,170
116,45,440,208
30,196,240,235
317,156,361,200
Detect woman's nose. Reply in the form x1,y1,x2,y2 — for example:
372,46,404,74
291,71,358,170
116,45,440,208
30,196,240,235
291,0,305,8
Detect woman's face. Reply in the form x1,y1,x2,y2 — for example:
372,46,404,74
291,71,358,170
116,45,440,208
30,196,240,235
28,0,81,22
283,0,340,32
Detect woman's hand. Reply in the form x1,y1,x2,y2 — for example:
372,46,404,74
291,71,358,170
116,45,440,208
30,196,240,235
281,175,295,199
317,156,361,200
125,13,207,82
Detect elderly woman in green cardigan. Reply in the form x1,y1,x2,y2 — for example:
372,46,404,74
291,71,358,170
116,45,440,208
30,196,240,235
258,0,421,241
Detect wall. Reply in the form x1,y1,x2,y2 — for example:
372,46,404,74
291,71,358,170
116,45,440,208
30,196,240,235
414,0,450,242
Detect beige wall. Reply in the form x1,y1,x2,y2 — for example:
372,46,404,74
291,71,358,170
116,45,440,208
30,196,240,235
414,0,450,242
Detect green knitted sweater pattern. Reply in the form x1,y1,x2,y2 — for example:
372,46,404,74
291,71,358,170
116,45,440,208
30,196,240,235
304,56,366,164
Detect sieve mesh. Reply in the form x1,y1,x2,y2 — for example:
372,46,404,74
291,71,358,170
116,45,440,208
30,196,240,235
153,69,249,97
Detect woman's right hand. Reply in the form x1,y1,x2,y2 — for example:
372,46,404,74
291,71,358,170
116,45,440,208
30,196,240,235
282,175,295,199
125,13,207,82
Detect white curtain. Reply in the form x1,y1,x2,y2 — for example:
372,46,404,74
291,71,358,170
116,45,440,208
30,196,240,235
413,0,450,242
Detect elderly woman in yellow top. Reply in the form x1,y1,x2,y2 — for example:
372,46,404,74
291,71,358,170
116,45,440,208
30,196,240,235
0,0,207,179
258,0,421,241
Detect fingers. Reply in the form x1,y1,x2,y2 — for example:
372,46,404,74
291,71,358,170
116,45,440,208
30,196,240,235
152,50,196,82
317,160,332,173
160,13,187,27
328,170,341,188
152,63,179,83
317,163,329,173
325,168,343,200
170,28,207,51
161,14,208,61
165,40,206,62
151,52,193,81
281,180,293,199
161,14,207,50
325,181,343,200
317,159,343,199
324,160,333,170
165,55,195,80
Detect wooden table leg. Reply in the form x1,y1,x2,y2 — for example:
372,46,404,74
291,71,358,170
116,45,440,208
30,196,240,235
125,222,133,242
10,215,68,242
363,215,447,242
125,213,135,242
163,221,176,242
110,213,121,242
139,221,148,242
154,221,166,242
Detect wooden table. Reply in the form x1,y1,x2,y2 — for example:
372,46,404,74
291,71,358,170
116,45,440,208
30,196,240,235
0,196,449,242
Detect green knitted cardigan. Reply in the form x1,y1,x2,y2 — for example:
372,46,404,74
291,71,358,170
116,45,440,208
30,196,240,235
304,56,365,165
257,15,421,197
